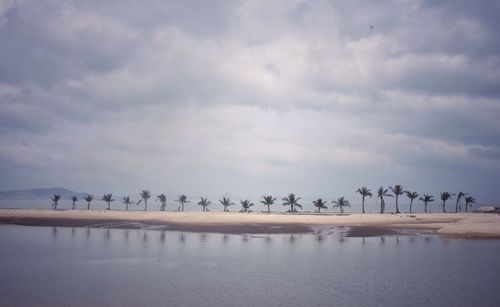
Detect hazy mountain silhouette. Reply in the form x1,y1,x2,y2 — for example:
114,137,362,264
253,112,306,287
0,187,88,200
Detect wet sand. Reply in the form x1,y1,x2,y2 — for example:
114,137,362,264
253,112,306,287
0,216,311,234
0,209,499,237
345,226,403,237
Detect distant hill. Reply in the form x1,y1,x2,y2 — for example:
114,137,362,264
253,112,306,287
0,188,89,200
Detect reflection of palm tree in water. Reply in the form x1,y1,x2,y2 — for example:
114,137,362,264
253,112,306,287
105,228,111,241
316,234,324,242
265,234,272,243
223,234,229,242
51,227,58,237
142,231,147,243
200,233,208,242
361,237,366,245
124,229,129,240
86,227,90,239
179,232,185,243
160,231,165,243
289,234,296,243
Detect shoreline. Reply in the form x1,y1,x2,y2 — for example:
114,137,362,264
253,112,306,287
0,209,499,238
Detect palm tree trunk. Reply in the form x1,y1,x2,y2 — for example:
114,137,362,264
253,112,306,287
362,196,365,214
380,198,384,213
267,204,270,212
409,199,413,213
455,199,459,213
442,200,446,213
182,203,185,211
107,201,110,210
465,202,468,213
425,202,428,213
87,202,90,210
144,200,147,211
395,196,400,213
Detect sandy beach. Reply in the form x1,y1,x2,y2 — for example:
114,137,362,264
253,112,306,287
0,209,499,238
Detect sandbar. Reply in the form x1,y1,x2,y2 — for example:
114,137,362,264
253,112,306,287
0,209,499,238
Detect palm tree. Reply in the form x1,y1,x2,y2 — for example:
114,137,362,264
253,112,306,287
71,196,78,210
219,197,235,212
455,191,468,213
377,187,393,213
51,194,60,210
260,195,277,213
390,185,405,213
332,197,351,213
440,192,454,213
464,196,476,212
240,200,254,212
102,193,114,210
406,191,418,213
356,186,372,214
139,190,151,211
175,195,190,212
282,193,302,212
419,194,434,213
84,194,94,210
313,198,328,213
157,194,167,211
198,197,211,212
122,196,133,211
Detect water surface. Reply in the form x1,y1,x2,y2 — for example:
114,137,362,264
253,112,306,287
0,225,499,306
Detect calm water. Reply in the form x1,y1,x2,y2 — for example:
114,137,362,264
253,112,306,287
1,225,499,307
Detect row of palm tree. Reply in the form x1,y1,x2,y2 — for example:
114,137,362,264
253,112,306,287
355,185,476,214
50,187,477,213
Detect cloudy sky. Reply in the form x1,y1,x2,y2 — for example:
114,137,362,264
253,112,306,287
1,0,499,204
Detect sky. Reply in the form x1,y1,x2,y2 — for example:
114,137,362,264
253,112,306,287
0,0,499,205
